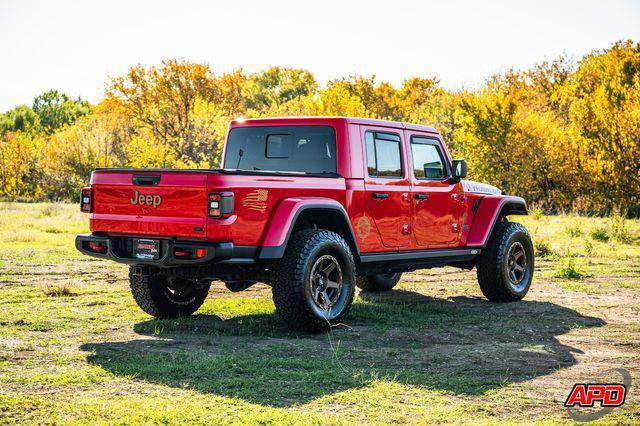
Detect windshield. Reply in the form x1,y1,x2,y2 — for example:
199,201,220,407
224,126,337,174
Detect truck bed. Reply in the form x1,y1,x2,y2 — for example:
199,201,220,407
88,168,347,245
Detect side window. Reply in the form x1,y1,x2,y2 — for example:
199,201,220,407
411,137,447,179
364,131,403,178
365,132,377,176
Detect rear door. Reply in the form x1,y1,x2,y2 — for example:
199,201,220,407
90,170,209,239
405,132,463,248
361,126,411,248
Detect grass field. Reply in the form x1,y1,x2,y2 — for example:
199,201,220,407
0,202,639,424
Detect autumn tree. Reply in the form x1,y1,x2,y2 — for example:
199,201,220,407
0,132,43,199
564,40,640,213
0,40,638,214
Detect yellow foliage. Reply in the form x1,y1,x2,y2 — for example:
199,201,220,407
0,132,43,199
311,82,367,117
124,129,177,168
1,41,639,215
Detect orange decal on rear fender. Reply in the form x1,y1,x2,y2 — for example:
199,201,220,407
242,189,268,213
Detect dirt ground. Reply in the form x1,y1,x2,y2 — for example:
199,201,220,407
0,203,639,424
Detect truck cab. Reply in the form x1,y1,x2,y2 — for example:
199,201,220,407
77,117,533,331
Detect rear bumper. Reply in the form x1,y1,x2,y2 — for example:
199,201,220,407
75,234,256,267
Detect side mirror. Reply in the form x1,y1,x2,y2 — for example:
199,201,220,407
451,159,467,182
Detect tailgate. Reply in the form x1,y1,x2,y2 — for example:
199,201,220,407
90,170,209,239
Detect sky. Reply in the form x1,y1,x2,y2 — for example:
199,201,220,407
1,0,640,111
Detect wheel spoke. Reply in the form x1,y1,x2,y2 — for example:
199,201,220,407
310,254,344,311
505,241,529,286
321,290,330,310
322,261,336,276
325,279,340,289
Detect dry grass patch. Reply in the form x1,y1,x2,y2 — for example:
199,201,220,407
40,280,79,297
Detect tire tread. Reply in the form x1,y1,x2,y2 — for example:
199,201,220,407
476,221,533,302
271,229,355,332
129,267,209,318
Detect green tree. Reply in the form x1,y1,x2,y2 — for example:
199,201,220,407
32,90,90,134
242,67,317,111
0,105,42,135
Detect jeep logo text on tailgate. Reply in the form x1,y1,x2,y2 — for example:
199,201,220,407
130,191,162,208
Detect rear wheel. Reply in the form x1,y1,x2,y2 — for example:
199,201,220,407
476,220,534,302
271,229,356,332
356,272,402,292
129,267,210,317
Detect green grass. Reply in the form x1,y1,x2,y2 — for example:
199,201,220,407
533,238,554,257
555,257,588,280
590,226,610,242
0,203,639,424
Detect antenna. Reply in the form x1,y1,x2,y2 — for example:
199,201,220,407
235,149,244,169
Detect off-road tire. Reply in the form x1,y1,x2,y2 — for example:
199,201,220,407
356,273,403,292
476,220,534,302
271,229,356,332
129,267,210,318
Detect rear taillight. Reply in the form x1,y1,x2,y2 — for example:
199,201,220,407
208,192,234,218
80,187,92,213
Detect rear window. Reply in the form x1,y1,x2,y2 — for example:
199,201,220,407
224,126,337,174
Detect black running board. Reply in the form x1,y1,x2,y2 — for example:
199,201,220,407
360,248,481,263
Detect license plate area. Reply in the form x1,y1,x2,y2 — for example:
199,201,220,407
133,239,160,260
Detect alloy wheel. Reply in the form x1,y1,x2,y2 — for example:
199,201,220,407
310,255,343,311
506,241,528,291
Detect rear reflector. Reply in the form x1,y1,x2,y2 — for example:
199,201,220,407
173,247,207,259
87,241,107,253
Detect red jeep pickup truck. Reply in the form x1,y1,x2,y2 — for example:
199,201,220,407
76,117,533,331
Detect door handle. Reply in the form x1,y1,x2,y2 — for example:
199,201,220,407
414,193,429,200
372,192,389,199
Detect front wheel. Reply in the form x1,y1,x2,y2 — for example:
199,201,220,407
271,229,356,332
129,267,210,317
476,221,534,302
